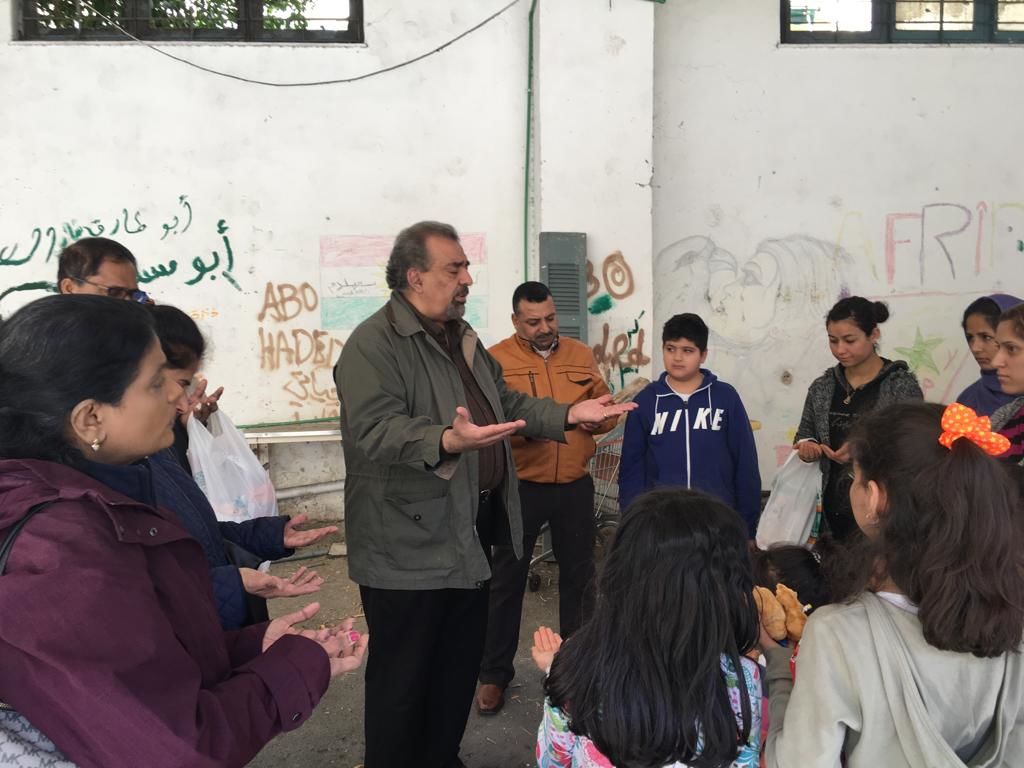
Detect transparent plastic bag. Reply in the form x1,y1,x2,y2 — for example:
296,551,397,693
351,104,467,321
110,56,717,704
186,410,279,521
755,450,820,549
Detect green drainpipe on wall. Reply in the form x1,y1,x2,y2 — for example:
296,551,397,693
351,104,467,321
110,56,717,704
523,0,538,281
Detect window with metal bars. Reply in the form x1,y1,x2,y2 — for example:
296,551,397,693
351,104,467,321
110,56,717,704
17,0,363,42
782,0,1024,42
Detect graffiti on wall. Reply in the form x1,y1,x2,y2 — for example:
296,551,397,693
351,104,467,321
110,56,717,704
0,195,243,305
318,233,489,331
835,200,1024,289
655,203,1023,482
587,250,636,315
592,311,650,392
256,282,345,421
583,250,648,392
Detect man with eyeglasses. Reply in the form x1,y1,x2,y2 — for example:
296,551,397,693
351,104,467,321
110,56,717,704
57,237,150,304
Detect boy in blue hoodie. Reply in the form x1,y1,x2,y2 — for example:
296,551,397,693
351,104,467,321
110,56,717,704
619,313,761,533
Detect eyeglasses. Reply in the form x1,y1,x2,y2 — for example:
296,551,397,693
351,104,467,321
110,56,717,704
74,277,150,304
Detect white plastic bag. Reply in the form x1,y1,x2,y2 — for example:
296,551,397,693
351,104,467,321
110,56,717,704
186,410,279,522
0,709,76,767
755,450,820,549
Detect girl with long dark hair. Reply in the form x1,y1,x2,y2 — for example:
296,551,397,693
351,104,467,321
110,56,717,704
536,488,762,768
764,402,1024,766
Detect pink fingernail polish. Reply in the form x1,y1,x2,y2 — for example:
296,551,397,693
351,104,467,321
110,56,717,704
347,630,361,645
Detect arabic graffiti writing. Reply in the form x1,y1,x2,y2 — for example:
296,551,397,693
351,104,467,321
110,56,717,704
0,195,193,268
181,220,241,291
593,311,651,391
0,280,57,304
328,278,377,297
284,368,340,419
0,196,243,304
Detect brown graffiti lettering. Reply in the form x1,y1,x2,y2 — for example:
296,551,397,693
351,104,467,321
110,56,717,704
602,251,635,300
592,323,650,371
257,282,319,323
189,308,219,321
586,261,601,298
258,327,344,372
283,369,338,405
290,405,340,421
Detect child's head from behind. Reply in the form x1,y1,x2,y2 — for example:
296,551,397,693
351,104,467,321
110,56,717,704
847,402,1024,657
547,488,757,767
662,313,709,385
751,544,831,613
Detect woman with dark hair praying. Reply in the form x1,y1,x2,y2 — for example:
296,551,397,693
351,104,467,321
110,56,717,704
0,295,366,768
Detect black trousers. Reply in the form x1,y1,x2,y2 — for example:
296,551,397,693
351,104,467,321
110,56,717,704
479,475,596,688
360,493,497,768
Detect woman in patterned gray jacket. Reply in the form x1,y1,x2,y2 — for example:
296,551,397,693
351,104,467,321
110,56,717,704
794,297,923,540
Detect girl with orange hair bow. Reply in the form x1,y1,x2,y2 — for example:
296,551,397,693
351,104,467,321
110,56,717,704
761,401,1024,768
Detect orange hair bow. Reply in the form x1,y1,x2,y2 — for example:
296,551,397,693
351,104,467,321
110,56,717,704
939,403,1011,457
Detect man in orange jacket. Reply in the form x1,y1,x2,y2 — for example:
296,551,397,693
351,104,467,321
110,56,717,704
476,281,615,715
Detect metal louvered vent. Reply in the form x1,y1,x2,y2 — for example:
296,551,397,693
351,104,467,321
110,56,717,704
539,232,587,343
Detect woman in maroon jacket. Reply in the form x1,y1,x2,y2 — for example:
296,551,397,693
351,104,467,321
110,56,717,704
0,295,366,768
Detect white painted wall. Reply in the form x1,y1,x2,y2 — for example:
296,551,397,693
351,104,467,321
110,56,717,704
535,0,654,395
0,0,658,424
0,0,531,426
0,0,658,517
653,0,1024,484
16,0,1008,500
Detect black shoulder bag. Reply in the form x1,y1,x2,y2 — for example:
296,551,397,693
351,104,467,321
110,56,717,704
0,501,56,712
0,501,55,576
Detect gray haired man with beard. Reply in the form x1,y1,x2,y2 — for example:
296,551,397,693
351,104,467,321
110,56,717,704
334,221,636,768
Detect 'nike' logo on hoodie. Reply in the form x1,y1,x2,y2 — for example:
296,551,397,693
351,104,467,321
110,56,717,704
651,406,724,435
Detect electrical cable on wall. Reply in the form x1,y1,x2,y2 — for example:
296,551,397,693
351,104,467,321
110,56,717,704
77,0,522,87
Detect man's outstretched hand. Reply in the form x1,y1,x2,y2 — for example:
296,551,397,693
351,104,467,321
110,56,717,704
441,406,526,454
568,394,637,430
440,394,637,455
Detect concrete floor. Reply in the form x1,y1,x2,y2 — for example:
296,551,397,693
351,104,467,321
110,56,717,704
248,536,562,768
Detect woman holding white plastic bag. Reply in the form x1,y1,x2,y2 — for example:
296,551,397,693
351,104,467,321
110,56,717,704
150,305,337,628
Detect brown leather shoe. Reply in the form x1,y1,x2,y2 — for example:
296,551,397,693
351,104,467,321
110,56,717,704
475,683,505,716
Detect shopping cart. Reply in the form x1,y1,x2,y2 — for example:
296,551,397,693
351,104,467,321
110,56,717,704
527,424,624,591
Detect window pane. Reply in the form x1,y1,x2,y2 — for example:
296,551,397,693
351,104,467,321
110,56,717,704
151,0,238,31
31,0,129,33
789,0,873,33
264,0,350,31
895,1,975,31
999,0,1024,30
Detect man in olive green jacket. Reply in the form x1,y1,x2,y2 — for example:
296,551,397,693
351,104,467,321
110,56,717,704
334,221,634,768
